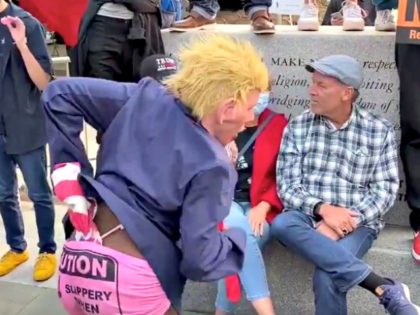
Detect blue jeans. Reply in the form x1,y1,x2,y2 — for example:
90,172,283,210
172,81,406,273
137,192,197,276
0,138,56,253
216,201,271,313
190,0,272,19
372,0,398,10
270,211,377,315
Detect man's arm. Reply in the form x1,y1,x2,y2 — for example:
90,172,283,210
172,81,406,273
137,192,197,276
351,129,400,226
42,78,137,175
179,165,246,282
2,16,51,89
276,123,322,215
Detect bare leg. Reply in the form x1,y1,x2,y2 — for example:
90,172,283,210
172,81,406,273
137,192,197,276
251,297,276,315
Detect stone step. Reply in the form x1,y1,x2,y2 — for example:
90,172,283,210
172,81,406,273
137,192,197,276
182,226,420,315
161,25,411,228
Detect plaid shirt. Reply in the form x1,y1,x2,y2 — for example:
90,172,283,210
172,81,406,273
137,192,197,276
276,106,399,233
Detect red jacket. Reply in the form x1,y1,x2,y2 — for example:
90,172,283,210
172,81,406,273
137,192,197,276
20,0,88,47
250,109,287,223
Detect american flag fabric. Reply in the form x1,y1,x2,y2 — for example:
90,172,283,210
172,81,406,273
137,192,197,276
51,162,101,243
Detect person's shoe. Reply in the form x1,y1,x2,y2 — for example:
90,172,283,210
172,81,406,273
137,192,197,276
0,250,29,276
379,281,420,314
297,2,320,31
251,10,275,34
342,0,365,31
375,9,396,31
33,253,57,282
412,231,420,263
170,12,216,32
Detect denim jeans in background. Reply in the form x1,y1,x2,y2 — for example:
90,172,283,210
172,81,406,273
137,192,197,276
372,0,398,10
216,201,271,313
243,0,272,16
190,0,220,19
270,211,377,315
190,0,272,19
0,138,56,254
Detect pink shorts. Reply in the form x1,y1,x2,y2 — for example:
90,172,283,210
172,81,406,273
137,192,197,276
58,241,171,315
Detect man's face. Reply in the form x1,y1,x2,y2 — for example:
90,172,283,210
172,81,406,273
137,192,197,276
309,71,351,117
214,89,260,145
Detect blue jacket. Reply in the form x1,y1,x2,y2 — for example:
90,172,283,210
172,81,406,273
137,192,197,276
0,3,52,154
42,77,246,311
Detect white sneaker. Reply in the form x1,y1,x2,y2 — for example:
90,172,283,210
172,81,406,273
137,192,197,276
342,0,365,31
375,9,396,31
298,2,319,31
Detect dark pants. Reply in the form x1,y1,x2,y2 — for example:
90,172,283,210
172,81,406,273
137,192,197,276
0,138,56,253
190,0,272,19
396,44,420,231
86,14,164,82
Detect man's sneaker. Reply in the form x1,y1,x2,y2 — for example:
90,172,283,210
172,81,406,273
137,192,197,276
0,250,29,276
297,2,319,31
375,9,396,31
170,12,215,32
33,253,57,282
342,0,366,31
379,281,420,315
251,10,275,34
412,232,420,263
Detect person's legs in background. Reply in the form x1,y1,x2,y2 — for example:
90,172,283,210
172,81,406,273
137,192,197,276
243,0,275,34
396,43,420,262
0,137,29,277
86,15,132,81
16,146,57,281
215,201,275,315
372,0,398,31
170,0,219,31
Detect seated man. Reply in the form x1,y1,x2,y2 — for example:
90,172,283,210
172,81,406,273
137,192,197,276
322,0,376,27
271,55,420,315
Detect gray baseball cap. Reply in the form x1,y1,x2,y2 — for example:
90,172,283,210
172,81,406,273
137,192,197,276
305,55,363,90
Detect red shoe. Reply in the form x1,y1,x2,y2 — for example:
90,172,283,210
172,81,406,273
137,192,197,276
412,231,420,263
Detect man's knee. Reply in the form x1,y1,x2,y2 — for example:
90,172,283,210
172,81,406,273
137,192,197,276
225,212,252,235
313,268,336,292
0,190,18,205
271,211,308,237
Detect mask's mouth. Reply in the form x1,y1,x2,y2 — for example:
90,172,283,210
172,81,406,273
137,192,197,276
253,92,270,116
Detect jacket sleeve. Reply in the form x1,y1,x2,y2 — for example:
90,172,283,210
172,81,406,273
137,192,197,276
251,111,287,212
179,165,246,282
42,77,137,175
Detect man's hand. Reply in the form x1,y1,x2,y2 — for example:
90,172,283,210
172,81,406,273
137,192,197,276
248,201,270,236
1,16,27,48
316,221,340,241
319,204,359,238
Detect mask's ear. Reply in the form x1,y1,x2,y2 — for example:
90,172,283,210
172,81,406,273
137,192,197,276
215,98,236,125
